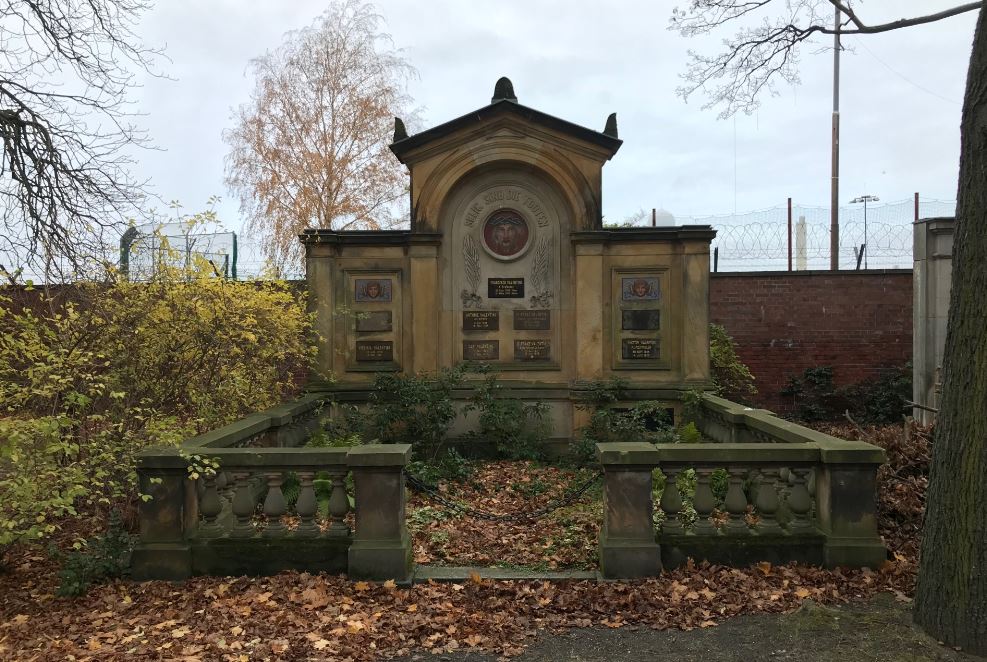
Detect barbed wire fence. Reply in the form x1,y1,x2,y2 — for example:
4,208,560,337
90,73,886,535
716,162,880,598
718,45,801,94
2,197,957,284
670,198,956,272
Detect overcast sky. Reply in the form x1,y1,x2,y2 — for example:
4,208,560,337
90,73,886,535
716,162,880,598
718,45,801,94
131,0,976,233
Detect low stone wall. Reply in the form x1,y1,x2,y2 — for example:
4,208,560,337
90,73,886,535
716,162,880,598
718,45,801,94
131,396,414,583
596,395,887,578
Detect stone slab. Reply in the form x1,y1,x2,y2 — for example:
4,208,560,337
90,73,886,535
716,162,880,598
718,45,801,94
514,339,550,361
621,337,660,360
514,309,551,330
487,278,524,298
414,566,597,583
621,309,660,331
463,310,499,331
355,340,393,362
463,340,499,361
355,311,393,332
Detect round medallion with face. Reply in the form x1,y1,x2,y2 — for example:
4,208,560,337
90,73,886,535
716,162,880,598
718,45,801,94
481,209,530,260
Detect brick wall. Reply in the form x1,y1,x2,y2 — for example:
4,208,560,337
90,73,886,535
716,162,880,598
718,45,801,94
709,270,913,414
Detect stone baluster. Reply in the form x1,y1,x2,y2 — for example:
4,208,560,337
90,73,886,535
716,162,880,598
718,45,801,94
231,471,256,538
262,472,288,537
294,471,318,537
692,468,717,535
327,468,350,537
754,467,784,534
218,471,234,503
198,474,223,538
787,468,814,534
659,468,684,534
723,467,750,535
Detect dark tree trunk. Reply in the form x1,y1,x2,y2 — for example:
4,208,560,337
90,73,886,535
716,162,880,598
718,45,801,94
913,7,987,655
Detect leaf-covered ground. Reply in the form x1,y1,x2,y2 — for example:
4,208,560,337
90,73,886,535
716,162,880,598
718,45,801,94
0,423,931,660
407,462,601,570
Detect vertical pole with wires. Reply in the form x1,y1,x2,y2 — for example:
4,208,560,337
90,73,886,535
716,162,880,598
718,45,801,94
830,4,841,270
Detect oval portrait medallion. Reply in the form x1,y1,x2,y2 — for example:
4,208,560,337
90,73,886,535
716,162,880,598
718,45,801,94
481,209,530,260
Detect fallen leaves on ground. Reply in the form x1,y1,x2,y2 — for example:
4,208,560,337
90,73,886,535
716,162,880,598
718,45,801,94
0,557,915,661
407,461,601,569
0,426,926,660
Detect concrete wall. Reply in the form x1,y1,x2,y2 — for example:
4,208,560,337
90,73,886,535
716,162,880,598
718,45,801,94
912,218,954,424
709,270,913,414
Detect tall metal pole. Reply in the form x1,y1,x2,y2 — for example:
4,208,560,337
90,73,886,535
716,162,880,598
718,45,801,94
863,197,869,269
787,197,793,271
830,5,841,270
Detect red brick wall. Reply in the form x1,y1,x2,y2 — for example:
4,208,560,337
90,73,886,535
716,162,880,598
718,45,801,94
709,270,913,414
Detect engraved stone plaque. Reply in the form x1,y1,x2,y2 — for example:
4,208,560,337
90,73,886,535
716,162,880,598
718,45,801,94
621,309,660,331
463,310,499,331
513,309,550,330
355,340,393,362
488,278,524,298
621,338,660,360
463,340,499,361
356,310,393,332
514,339,551,361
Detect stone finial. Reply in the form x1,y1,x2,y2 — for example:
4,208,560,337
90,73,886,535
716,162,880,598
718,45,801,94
603,113,618,138
492,76,518,103
393,117,408,142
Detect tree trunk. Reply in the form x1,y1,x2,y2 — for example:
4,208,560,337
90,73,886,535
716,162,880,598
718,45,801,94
913,7,987,655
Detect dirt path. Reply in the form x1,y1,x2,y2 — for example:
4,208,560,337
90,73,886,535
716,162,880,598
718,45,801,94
391,594,983,661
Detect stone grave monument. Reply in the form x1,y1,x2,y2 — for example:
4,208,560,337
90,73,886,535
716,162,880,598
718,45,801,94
302,77,716,447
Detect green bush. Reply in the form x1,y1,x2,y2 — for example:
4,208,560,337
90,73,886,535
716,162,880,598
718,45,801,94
468,373,551,461
0,239,316,562
710,324,756,400
368,365,469,459
783,364,911,424
572,379,676,464
408,448,474,485
54,511,133,597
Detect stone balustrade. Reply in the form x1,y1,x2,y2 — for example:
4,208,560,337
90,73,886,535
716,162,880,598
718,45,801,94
131,396,413,583
597,399,887,579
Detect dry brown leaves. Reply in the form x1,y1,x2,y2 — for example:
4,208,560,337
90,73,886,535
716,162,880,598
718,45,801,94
0,431,927,660
408,462,600,569
0,555,916,661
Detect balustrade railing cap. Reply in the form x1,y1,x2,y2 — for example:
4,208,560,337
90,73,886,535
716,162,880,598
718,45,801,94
346,444,413,467
596,442,661,466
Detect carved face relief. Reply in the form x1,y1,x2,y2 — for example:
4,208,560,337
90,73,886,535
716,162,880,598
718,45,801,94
481,209,530,260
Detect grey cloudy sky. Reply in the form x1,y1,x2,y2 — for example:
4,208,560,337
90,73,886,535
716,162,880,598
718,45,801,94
131,0,976,232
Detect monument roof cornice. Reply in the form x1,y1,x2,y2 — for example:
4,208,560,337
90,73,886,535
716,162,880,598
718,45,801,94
298,229,442,246
390,99,622,164
570,226,718,243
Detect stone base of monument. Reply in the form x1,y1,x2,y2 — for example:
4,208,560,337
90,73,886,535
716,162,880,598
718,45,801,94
191,537,351,577
659,532,827,569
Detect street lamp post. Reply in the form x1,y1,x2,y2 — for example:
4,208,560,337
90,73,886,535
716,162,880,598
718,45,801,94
850,195,879,269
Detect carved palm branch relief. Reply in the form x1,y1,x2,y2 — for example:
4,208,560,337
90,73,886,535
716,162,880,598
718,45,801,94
529,235,554,308
461,234,483,308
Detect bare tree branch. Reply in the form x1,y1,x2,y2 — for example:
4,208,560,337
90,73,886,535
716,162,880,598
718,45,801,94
669,0,983,118
0,0,162,282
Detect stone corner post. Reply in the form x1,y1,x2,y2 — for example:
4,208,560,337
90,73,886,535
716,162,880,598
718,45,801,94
346,444,414,583
597,442,662,579
131,448,196,581
815,440,888,568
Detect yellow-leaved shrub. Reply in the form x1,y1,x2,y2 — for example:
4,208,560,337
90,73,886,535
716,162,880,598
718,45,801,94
0,265,316,559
